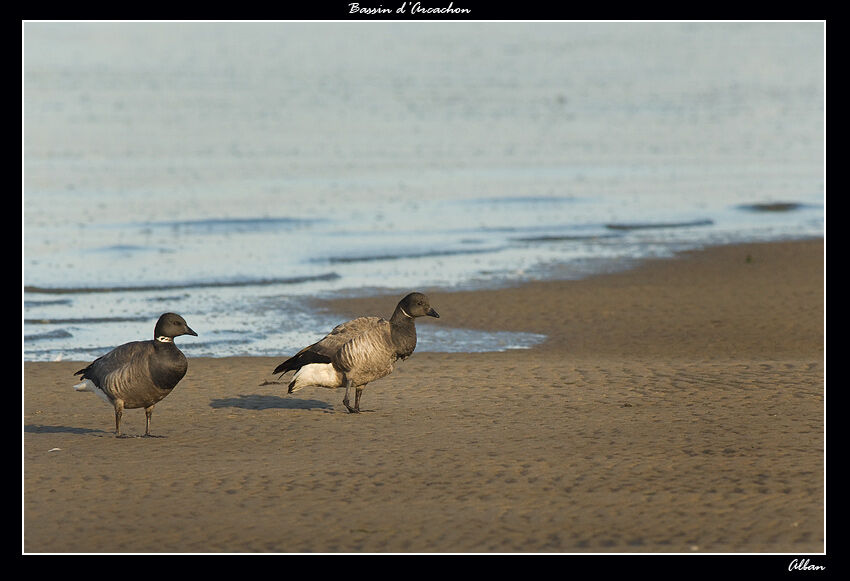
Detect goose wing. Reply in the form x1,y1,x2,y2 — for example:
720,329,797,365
318,317,384,351
333,319,396,383
74,341,155,399
273,316,386,375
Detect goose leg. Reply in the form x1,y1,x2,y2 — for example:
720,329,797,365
113,400,125,438
342,379,358,414
143,405,157,437
354,386,365,413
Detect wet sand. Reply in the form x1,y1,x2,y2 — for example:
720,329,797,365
22,238,824,553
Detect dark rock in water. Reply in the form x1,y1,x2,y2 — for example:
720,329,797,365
605,219,714,231
738,202,803,212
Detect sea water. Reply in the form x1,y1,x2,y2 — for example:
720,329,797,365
23,22,824,362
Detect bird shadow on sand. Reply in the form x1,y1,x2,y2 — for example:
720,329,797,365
24,424,111,436
209,394,333,411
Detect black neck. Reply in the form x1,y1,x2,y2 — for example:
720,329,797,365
389,307,417,358
150,339,187,389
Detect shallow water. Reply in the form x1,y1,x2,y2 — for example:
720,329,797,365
23,22,824,361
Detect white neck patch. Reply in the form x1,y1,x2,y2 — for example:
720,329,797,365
399,306,414,319
156,336,173,343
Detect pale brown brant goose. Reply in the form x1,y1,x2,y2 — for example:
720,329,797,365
272,292,439,413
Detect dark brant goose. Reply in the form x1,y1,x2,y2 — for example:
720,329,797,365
273,292,439,413
73,312,197,437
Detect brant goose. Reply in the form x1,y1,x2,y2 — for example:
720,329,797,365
73,313,197,437
273,292,439,413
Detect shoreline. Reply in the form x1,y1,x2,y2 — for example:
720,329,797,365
318,237,824,360
23,237,823,363
23,238,824,553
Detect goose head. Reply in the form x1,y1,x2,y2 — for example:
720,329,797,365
154,312,198,339
398,292,439,319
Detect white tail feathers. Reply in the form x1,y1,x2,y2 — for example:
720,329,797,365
73,378,113,405
73,379,95,392
288,363,343,392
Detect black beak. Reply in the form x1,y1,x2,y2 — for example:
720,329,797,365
185,326,198,337
427,308,440,318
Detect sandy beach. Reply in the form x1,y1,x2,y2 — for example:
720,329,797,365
22,238,824,554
